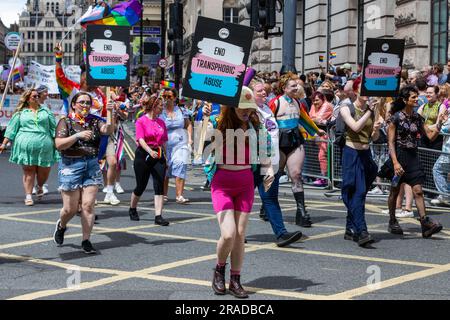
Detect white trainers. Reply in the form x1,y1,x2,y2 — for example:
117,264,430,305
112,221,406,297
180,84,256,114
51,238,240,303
43,184,49,195
115,183,125,194
396,210,414,218
32,186,37,195
104,193,120,205
368,187,384,195
382,208,402,215
431,196,450,206
102,187,108,193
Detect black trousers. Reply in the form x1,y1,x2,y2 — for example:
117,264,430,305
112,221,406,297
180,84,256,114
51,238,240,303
133,147,166,196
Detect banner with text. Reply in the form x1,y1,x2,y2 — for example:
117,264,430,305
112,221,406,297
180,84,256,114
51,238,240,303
361,38,405,97
86,25,131,87
0,95,63,127
182,17,254,106
24,61,81,94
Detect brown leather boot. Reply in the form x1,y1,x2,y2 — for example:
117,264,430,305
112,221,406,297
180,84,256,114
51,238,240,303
212,264,226,295
229,274,249,299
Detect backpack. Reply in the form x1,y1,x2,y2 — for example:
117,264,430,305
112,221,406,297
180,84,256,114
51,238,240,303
333,100,355,148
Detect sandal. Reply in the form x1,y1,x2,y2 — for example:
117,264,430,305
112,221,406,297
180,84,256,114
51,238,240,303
163,196,169,203
176,196,190,204
25,198,34,206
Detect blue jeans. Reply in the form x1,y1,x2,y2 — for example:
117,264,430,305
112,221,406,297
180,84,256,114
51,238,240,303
341,146,378,235
257,172,288,238
433,155,450,200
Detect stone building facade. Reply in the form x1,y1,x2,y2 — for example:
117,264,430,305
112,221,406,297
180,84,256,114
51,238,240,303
239,0,449,73
0,18,10,65
18,0,90,67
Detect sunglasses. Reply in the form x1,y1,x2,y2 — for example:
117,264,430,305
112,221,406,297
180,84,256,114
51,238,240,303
76,100,92,106
30,95,39,99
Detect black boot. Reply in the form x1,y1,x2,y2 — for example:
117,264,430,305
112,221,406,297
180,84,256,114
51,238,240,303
294,192,312,228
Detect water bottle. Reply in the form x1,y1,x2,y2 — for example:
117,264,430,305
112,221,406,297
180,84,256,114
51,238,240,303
391,175,401,188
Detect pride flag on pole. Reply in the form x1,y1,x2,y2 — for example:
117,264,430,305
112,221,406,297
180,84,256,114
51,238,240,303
80,0,142,28
330,52,337,60
161,80,175,89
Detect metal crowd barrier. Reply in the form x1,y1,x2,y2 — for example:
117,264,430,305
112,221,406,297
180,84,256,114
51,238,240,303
329,140,450,198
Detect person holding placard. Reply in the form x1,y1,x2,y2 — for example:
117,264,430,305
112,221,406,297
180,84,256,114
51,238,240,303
53,92,114,254
208,87,274,299
0,89,58,206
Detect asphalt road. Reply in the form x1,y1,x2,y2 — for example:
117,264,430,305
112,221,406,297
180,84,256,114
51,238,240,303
0,145,449,301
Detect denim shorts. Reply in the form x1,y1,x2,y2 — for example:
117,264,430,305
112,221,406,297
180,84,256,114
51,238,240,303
58,156,103,192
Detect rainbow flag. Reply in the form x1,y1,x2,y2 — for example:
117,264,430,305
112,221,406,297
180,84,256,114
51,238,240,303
82,42,87,65
319,55,325,62
81,0,142,28
298,104,320,137
161,80,175,89
330,52,337,60
12,68,21,82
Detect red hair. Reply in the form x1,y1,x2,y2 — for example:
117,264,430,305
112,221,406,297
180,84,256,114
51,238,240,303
352,77,362,92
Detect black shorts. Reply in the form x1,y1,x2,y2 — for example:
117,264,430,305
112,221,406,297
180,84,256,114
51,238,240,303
378,148,425,187
279,128,304,156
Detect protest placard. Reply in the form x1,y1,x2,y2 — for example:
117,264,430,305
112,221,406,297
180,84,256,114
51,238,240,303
182,17,254,106
361,38,405,97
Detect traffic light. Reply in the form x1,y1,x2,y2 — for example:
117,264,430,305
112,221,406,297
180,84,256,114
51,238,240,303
247,0,276,32
168,2,183,55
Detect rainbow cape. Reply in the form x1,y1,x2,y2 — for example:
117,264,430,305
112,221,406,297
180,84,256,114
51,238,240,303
298,102,320,137
81,0,142,28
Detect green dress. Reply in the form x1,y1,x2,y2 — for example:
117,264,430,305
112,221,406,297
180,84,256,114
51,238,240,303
5,106,58,167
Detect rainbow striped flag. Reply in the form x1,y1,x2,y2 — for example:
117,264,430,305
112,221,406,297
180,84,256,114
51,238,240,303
82,42,87,65
12,68,21,82
298,104,320,137
81,0,142,28
319,55,325,62
330,52,337,59
161,80,175,89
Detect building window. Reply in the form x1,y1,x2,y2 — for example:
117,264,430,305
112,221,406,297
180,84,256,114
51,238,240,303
223,7,239,24
46,21,54,27
51,2,54,13
56,3,59,14
47,3,50,12
38,43,43,52
431,0,449,64
38,31,43,39
56,32,61,39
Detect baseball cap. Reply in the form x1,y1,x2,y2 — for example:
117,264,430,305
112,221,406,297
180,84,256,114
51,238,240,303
238,86,257,110
342,63,352,70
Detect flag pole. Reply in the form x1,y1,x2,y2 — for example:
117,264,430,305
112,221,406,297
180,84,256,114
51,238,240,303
0,38,22,111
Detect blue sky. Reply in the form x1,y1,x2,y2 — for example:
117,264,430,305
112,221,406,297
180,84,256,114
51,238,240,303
0,1,27,28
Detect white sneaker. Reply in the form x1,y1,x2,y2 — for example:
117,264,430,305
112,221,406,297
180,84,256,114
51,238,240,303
396,210,414,218
431,196,450,206
43,184,49,195
368,187,383,195
382,208,402,215
102,187,108,193
32,186,37,195
115,183,125,194
104,193,120,205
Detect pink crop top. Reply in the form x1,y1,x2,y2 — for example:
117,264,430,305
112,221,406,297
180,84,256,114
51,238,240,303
135,116,168,148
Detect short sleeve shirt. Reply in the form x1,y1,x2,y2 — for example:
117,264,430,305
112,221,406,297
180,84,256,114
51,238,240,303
390,111,425,149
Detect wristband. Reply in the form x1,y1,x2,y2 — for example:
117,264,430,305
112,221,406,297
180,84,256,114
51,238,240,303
0,143,6,149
